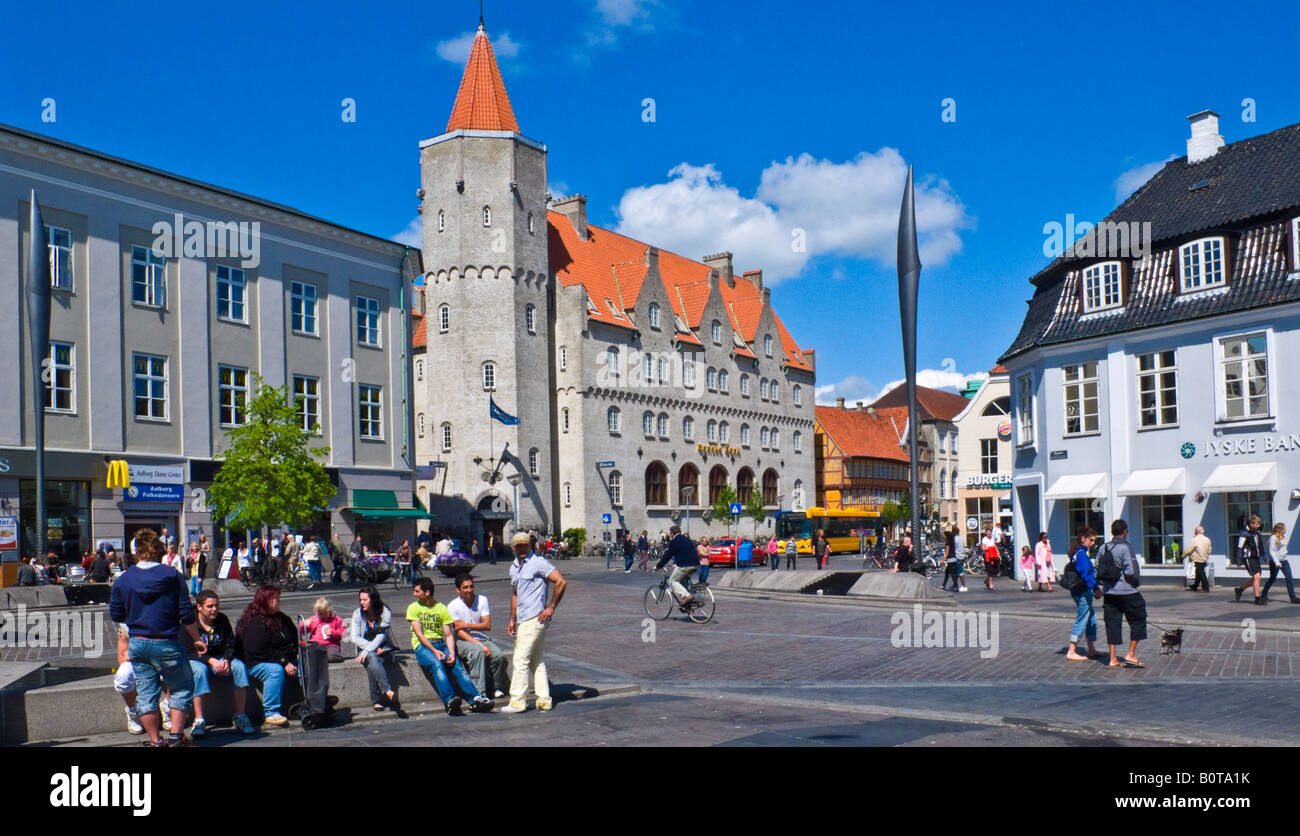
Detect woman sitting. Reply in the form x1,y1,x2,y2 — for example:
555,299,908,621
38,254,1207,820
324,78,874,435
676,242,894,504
351,585,398,710
235,586,298,727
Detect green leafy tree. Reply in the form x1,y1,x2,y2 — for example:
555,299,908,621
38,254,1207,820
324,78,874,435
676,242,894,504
744,492,767,539
562,527,587,555
208,375,336,534
711,485,741,523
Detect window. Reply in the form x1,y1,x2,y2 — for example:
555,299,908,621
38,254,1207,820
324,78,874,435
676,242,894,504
740,375,750,397
607,406,621,433
216,265,247,322
607,347,619,382
741,424,751,446
709,466,728,505
719,421,729,443
737,468,755,503
682,359,695,388
1293,217,1300,271
417,413,425,437
47,226,73,291
793,384,801,406
608,471,623,506
980,439,998,474
559,346,567,372
1137,350,1178,428
792,479,804,511
561,408,570,433
937,431,946,453
648,302,661,329
707,419,717,442
1179,237,1226,292
711,320,722,344
437,210,445,233
1227,491,1273,565
762,469,778,505
707,368,717,390
683,416,694,441
482,362,496,391
218,365,249,426
133,353,167,419
563,482,571,507
982,397,1011,417
482,206,492,227
760,427,770,448
645,462,667,505
290,281,317,335
131,245,166,307
528,212,535,235
770,428,780,449
529,448,540,478
939,468,947,500
679,464,699,504
439,304,450,333
793,430,802,453
441,423,453,452
951,471,957,501
764,334,773,357
45,342,74,412
657,413,669,437
770,381,779,403
657,357,668,384
1140,495,1184,565
1081,261,1122,312
358,384,383,439
1016,373,1034,446
643,353,653,382
416,359,424,382
718,370,729,393
356,296,381,346
292,375,320,434
760,379,769,400
643,411,655,436
526,304,536,334
1219,333,1268,420
1063,362,1100,435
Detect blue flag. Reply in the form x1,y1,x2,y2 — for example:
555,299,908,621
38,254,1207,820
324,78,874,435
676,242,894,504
490,398,519,426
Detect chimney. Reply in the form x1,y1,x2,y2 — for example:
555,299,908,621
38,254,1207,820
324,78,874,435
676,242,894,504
867,406,876,418
703,252,734,287
835,397,845,409
761,287,771,307
415,285,426,315
553,194,588,239
1186,110,1224,164
856,401,864,410
644,246,659,270
743,269,763,292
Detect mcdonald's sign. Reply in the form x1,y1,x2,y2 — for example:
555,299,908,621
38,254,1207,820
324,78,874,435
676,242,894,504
106,459,131,489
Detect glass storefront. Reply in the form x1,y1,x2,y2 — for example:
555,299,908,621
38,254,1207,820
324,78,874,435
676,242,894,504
965,496,994,546
1139,494,1183,564
1065,498,1105,552
1226,491,1273,566
19,480,91,563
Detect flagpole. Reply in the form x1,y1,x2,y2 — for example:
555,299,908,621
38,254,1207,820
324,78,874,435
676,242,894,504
897,167,922,549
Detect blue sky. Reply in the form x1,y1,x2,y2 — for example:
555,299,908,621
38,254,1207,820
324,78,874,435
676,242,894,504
3,0,1297,403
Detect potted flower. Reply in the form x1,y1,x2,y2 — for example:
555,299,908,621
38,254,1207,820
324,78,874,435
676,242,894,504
434,551,475,578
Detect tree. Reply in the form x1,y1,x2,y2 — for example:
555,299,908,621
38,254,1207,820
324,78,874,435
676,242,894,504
207,375,336,535
711,485,741,536
744,492,766,539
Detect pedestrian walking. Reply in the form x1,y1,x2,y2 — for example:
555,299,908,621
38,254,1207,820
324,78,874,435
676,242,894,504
624,532,637,573
1263,522,1300,604
1035,532,1054,592
503,532,566,713
1019,545,1035,592
303,535,322,583
1234,515,1267,605
941,526,962,591
981,527,999,591
1097,519,1146,668
1183,525,1211,592
767,536,780,571
1064,528,1103,661
635,530,649,572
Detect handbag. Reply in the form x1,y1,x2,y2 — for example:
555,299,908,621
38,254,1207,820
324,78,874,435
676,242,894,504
1060,558,1087,593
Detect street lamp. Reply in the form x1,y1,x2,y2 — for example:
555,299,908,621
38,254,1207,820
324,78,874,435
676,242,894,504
682,485,695,536
506,473,522,533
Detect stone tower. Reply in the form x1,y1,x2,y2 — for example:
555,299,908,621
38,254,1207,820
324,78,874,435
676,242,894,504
418,23,554,550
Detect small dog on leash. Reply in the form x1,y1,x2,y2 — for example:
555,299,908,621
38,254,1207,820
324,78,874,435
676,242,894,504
1159,628,1184,655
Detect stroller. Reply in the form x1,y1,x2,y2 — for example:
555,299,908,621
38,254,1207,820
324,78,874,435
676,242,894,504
286,617,336,730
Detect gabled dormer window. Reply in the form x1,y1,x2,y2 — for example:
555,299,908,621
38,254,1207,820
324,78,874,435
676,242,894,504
1081,261,1122,312
648,302,661,329
711,319,722,344
1291,217,1300,271
1179,237,1226,293
763,334,773,357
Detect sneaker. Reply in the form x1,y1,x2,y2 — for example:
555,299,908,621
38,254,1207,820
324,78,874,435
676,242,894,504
166,734,193,747
500,703,527,714
537,701,553,712
233,714,256,735
125,706,144,735
960,586,968,592
142,738,168,748
190,718,207,738
624,569,631,574
493,690,506,699
160,698,172,731
263,713,289,726
445,696,464,716
471,696,494,713
1255,597,1267,605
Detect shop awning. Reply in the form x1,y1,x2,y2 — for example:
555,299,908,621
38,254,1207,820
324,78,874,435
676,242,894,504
347,508,436,519
1045,472,1108,500
1201,462,1277,493
1117,468,1186,496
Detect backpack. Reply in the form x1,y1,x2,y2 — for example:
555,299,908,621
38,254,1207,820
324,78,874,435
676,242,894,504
1095,543,1123,585
1060,556,1086,593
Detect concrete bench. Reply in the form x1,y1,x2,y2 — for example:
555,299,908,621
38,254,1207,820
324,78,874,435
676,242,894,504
0,587,70,609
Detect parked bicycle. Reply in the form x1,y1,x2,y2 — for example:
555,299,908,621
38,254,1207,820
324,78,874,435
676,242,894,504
644,569,715,624
862,541,894,570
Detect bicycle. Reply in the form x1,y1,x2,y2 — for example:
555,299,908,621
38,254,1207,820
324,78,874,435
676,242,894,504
644,568,715,624
862,542,897,571
283,555,316,592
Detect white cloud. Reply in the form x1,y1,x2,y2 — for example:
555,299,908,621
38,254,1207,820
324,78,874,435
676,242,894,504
547,182,570,204
870,369,987,403
613,151,972,284
1114,155,1175,202
585,0,661,46
815,375,877,406
435,30,521,64
392,217,422,247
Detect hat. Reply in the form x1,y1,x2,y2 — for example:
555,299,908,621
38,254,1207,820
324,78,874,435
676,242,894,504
511,532,531,546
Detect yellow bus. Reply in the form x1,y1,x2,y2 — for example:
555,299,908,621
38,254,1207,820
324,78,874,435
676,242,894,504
775,507,881,555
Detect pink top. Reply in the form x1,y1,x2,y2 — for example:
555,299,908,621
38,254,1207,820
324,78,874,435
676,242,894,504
1035,541,1052,566
303,615,345,648
767,539,780,555
1019,549,1035,569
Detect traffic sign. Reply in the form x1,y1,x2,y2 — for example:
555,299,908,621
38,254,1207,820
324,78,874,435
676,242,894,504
601,513,612,524
729,503,742,516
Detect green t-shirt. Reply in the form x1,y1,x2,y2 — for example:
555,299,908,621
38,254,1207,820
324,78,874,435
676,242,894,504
406,600,454,650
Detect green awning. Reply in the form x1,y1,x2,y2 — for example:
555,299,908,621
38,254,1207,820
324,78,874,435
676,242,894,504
352,489,399,509
348,507,436,519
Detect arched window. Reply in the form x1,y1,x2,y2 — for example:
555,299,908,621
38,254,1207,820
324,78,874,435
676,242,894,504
719,421,729,443
607,406,621,433
643,353,653,381
683,359,695,388
607,346,619,381
529,448,540,477
416,359,424,381
793,384,802,406
439,304,449,333
417,413,425,437
648,302,660,329
939,468,947,499
762,469,779,505
760,427,770,448
708,465,728,505
657,412,669,437
740,374,749,396
559,345,567,371
951,470,958,499
645,461,668,505
718,370,728,393
770,381,779,403
741,424,751,446
683,415,695,441
707,368,717,390
764,334,773,357
679,464,699,505
525,304,536,334
482,206,492,227
561,407,570,433
793,430,802,453
643,411,655,436
437,209,445,233
441,423,452,452
771,427,780,449
793,479,804,511
482,361,496,391
707,419,717,442
608,471,623,505
737,467,755,503
760,378,769,400
711,320,722,344
563,482,571,507
982,397,1011,417
657,357,667,384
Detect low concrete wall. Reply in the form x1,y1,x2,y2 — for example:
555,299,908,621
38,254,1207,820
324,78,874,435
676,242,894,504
846,572,945,600
1,587,70,609
716,570,841,594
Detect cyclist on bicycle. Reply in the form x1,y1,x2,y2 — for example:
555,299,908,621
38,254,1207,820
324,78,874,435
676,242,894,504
654,524,699,608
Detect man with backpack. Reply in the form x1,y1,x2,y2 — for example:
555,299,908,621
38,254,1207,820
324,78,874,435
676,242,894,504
1096,519,1146,668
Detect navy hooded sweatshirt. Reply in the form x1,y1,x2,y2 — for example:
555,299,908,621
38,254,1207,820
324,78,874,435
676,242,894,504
109,562,197,640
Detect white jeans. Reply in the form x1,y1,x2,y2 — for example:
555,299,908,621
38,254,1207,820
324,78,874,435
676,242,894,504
509,616,550,710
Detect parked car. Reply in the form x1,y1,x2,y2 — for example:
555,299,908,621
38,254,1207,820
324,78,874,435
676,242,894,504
707,538,756,567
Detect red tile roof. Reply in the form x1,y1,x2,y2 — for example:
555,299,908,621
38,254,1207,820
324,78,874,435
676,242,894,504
446,26,520,134
989,364,1008,374
413,310,427,349
815,406,910,462
869,384,970,421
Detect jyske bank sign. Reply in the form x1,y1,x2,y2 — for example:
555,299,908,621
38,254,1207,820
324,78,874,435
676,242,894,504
1197,434,1300,457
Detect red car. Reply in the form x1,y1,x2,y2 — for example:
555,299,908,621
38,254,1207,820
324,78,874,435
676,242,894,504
706,538,756,567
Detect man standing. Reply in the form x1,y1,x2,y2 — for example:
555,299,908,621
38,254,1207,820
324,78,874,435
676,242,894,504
1234,515,1267,605
1098,519,1146,668
448,573,510,699
503,532,566,713
655,524,700,607
16,555,37,586
407,577,493,715
329,533,348,584
282,533,302,583
1183,525,1212,593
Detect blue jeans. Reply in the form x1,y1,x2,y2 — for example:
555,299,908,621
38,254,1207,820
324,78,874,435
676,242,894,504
189,576,202,597
698,564,711,584
191,658,250,696
414,641,481,705
625,553,635,571
1070,590,1098,644
769,552,779,570
1263,560,1296,600
247,661,289,715
307,559,322,582
127,637,196,713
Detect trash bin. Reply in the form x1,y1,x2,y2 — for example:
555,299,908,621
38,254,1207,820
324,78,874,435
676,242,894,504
737,539,754,570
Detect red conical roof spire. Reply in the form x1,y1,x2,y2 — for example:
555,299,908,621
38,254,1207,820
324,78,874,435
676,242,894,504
446,24,520,133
